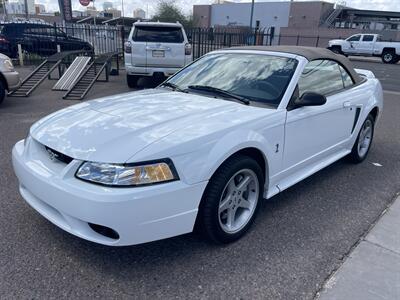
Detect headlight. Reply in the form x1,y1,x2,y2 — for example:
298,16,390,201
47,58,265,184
75,159,179,187
3,59,14,71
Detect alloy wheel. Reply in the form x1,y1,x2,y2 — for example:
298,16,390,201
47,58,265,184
357,119,373,158
218,169,259,234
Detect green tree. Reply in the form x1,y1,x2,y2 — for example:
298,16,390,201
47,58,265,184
152,0,195,28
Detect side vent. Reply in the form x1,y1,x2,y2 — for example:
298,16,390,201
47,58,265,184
351,107,361,134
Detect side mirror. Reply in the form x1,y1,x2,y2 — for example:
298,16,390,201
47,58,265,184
294,92,327,108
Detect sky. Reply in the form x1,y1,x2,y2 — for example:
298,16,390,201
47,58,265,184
35,0,400,17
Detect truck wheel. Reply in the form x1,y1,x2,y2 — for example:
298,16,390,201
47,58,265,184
382,50,396,64
330,46,343,55
0,81,5,105
127,75,139,88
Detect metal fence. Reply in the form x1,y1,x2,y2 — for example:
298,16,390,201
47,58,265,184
5,22,387,66
2,21,125,65
187,28,271,59
186,27,369,60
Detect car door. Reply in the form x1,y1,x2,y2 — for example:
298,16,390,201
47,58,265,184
53,28,70,51
345,34,362,54
24,25,57,56
358,34,375,55
283,60,356,172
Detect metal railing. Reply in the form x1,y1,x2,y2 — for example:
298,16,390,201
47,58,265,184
0,20,125,65
5,22,396,66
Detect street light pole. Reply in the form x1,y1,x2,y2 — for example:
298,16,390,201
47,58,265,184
249,0,255,29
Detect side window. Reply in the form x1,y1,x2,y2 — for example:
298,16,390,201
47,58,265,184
339,65,354,88
347,35,361,42
24,27,44,35
362,35,374,42
298,60,345,97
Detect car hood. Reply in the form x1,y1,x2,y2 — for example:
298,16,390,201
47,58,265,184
30,89,272,163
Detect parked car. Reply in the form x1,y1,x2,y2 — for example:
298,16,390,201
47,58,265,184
0,22,94,58
328,33,400,64
0,53,20,104
12,46,383,246
124,21,192,88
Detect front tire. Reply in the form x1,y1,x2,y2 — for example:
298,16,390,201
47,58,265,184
127,75,139,88
0,81,6,105
349,115,375,163
197,155,264,244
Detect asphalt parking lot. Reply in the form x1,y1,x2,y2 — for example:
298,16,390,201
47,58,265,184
0,60,399,299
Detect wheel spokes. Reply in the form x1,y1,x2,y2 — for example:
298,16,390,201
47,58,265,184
237,175,251,192
238,198,251,209
219,195,231,213
226,207,236,229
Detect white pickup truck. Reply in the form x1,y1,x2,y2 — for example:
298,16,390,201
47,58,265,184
328,33,400,64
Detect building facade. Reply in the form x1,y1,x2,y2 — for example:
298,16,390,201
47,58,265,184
193,1,400,41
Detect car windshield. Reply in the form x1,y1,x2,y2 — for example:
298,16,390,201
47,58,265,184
133,26,184,43
166,53,298,107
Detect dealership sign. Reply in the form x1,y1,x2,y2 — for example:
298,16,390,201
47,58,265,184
58,0,72,21
79,0,91,7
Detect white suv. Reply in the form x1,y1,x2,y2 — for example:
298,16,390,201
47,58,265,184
124,21,192,88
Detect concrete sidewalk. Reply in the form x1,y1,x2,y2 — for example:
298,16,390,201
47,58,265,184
318,195,400,300
348,56,383,64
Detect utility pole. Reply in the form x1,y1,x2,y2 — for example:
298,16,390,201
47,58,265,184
24,0,28,19
93,0,96,25
2,0,8,21
249,0,255,29
121,0,124,26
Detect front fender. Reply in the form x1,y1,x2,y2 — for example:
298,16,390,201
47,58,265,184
199,129,273,183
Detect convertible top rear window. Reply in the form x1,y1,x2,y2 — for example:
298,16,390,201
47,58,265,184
167,53,298,107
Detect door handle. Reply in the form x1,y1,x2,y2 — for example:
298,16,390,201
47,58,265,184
343,101,351,108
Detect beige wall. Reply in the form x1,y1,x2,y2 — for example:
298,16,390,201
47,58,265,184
288,1,334,29
193,5,212,28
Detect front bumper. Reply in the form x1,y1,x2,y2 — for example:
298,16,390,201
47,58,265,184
12,139,207,246
3,70,21,91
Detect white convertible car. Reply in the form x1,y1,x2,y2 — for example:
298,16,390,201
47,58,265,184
12,46,383,246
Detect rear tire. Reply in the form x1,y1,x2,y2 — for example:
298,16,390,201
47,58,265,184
127,75,139,88
0,81,6,105
197,155,264,244
381,50,397,64
348,114,375,163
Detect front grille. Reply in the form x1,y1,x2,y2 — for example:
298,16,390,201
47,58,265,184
44,146,74,164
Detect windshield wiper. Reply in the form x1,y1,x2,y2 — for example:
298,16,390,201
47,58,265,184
160,82,186,93
187,85,250,105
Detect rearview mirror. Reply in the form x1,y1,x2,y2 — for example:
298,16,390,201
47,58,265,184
294,92,327,108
